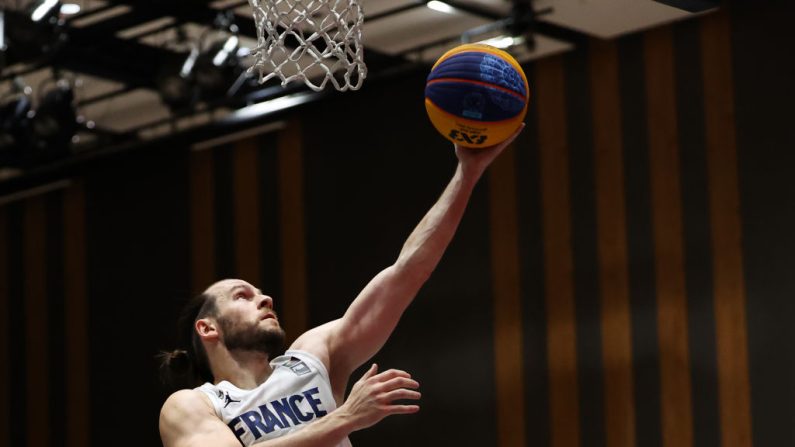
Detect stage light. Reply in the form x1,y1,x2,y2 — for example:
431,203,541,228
212,35,239,67
157,15,243,109
427,1,455,14
477,35,520,49
194,33,241,99
31,82,77,152
31,0,61,23
60,3,81,15
157,56,197,110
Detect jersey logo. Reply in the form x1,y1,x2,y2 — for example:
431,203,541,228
284,357,311,376
223,391,241,408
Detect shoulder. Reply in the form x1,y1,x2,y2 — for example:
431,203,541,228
160,389,239,447
290,319,354,397
160,389,215,429
289,319,340,361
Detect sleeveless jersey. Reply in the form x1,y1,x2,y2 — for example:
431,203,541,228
196,350,352,446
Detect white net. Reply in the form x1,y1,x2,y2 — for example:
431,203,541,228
247,0,367,92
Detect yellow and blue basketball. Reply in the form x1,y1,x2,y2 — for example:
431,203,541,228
425,43,529,148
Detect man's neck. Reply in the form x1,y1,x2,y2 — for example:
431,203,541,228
211,349,273,389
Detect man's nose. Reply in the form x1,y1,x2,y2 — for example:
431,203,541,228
257,295,274,309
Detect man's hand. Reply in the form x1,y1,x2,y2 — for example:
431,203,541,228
455,123,525,177
338,364,421,432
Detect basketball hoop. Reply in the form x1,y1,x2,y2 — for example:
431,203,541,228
247,0,367,92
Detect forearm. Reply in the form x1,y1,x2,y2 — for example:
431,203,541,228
396,162,481,278
254,410,356,447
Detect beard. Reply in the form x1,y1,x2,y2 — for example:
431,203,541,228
217,314,286,358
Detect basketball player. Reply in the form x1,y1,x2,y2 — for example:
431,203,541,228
158,125,524,446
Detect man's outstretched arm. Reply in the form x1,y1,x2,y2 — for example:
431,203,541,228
298,125,524,380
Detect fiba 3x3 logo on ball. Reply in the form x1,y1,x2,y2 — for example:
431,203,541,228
425,43,530,148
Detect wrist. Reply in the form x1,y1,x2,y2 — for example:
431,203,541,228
331,403,362,434
456,162,484,186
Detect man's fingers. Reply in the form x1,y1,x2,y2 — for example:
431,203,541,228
384,404,420,415
360,363,378,381
378,376,420,391
371,368,412,382
381,388,421,402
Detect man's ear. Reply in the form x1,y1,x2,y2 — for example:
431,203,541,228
195,318,219,342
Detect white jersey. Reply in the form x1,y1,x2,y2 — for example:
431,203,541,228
196,350,352,446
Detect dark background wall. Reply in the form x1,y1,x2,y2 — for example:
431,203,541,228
1,5,793,447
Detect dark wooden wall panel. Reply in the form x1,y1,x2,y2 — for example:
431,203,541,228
618,33,664,447
24,197,49,447
590,38,636,447
190,149,216,293
7,203,25,447
645,26,694,447
64,182,90,447
566,45,605,447
673,18,721,447
0,209,8,447
516,69,551,447
536,55,580,447
731,3,795,446
488,142,526,447
233,138,263,284
86,147,191,446
701,10,753,447
278,119,309,341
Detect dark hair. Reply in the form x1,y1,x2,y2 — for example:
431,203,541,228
158,292,218,391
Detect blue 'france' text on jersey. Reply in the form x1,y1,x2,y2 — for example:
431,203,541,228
196,350,352,446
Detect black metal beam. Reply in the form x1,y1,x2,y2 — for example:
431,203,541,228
651,0,719,12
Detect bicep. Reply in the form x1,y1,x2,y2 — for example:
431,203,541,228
331,265,425,372
160,391,241,447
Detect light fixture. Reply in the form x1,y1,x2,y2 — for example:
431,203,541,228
29,80,78,158
0,10,6,52
179,47,200,78
31,0,61,23
212,35,239,67
60,3,82,15
194,32,242,99
5,0,68,61
157,14,243,109
478,35,521,50
426,1,455,14
227,92,319,122
157,56,197,110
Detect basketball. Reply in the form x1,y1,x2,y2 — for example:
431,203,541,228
425,43,529,148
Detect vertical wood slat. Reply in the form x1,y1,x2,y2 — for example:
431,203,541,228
233,138,262,284
64,182,90,447
191,149,216,293
589,39,636,447
644,26,693,447
536,56,580,447
0,209,8,447
278,119,309,340
700,11,753,447
488,143,527,447
24,197,48,447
